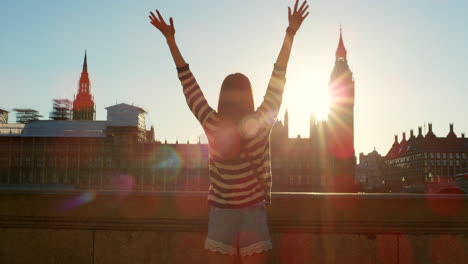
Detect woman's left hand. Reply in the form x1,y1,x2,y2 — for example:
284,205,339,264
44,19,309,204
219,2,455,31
149,10,175,39
288,0,310,33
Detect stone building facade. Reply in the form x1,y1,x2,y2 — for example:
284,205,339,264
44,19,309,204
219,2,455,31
384,124,468,191
355,149,385,192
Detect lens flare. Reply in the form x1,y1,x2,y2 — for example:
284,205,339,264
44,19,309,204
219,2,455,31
239,116,261,139
154,145,183,168
153,145,184,183
112,173,135,191
56,190,96,211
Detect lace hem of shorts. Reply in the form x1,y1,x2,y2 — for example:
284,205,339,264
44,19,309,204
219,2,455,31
239,240,273,256
204,238,237,255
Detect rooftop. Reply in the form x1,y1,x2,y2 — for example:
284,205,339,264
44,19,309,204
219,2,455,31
0,120,107,137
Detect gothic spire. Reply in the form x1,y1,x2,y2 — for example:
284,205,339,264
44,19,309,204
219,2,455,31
73,50,95,120
336,26,347,58
83,50,88,73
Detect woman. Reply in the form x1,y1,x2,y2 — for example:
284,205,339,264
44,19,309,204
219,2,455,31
149,1,309,263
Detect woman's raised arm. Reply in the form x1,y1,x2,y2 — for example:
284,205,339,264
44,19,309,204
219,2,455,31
275,0,309,68
149,10,216,126
256,0,309,127
149,10,186,68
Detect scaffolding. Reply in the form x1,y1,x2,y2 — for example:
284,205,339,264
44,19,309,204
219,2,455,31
13,108,43,124
0,109,8,124
49,99,72,120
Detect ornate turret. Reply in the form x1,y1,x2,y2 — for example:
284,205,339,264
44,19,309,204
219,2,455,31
72,50,96,120
284,109,289,138
309,112,317,139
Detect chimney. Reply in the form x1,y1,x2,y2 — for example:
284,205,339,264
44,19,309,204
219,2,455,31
428,123,433,133
447,123,457,139
402,132,406,141
418,127,422,136
394,135,398,143
462,133,465,139
410,129,414,138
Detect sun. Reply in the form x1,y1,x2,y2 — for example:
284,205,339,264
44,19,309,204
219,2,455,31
285,69,330,122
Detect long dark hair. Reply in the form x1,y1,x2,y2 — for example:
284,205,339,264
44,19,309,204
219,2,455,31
217,73,255,124
210,73,255,160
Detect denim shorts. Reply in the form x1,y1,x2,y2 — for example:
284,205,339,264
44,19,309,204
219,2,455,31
204,201,272,256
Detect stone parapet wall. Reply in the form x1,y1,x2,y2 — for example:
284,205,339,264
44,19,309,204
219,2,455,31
1,191,467,263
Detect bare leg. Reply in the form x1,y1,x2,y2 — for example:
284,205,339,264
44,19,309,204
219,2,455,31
207,250,237,264
240,251,268,264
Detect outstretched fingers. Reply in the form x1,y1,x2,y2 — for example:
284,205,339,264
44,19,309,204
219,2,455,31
291,0,309,17
298,0,307,13
150,11,165,29
156,10,167,25
294,0,299,12
300,5,309,16
149,11,158,23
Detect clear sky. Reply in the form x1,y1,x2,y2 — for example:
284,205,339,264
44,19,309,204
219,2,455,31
2,0,467,156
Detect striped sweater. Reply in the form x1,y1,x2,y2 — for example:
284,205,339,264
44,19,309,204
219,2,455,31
177,63,286,208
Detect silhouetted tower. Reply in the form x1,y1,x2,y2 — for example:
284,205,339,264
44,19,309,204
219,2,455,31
309,112,316,139
73,51,96,120
284,109,289,138
326,27,356,191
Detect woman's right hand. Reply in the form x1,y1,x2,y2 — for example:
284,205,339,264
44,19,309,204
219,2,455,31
288,0,310,33
149,10,175,39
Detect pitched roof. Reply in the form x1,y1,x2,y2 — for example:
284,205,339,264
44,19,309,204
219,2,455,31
105,103,146,113
336,28,347,58
0,120,108,137
386,135,468,159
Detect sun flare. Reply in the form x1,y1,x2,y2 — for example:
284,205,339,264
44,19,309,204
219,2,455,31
285,69,330,122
